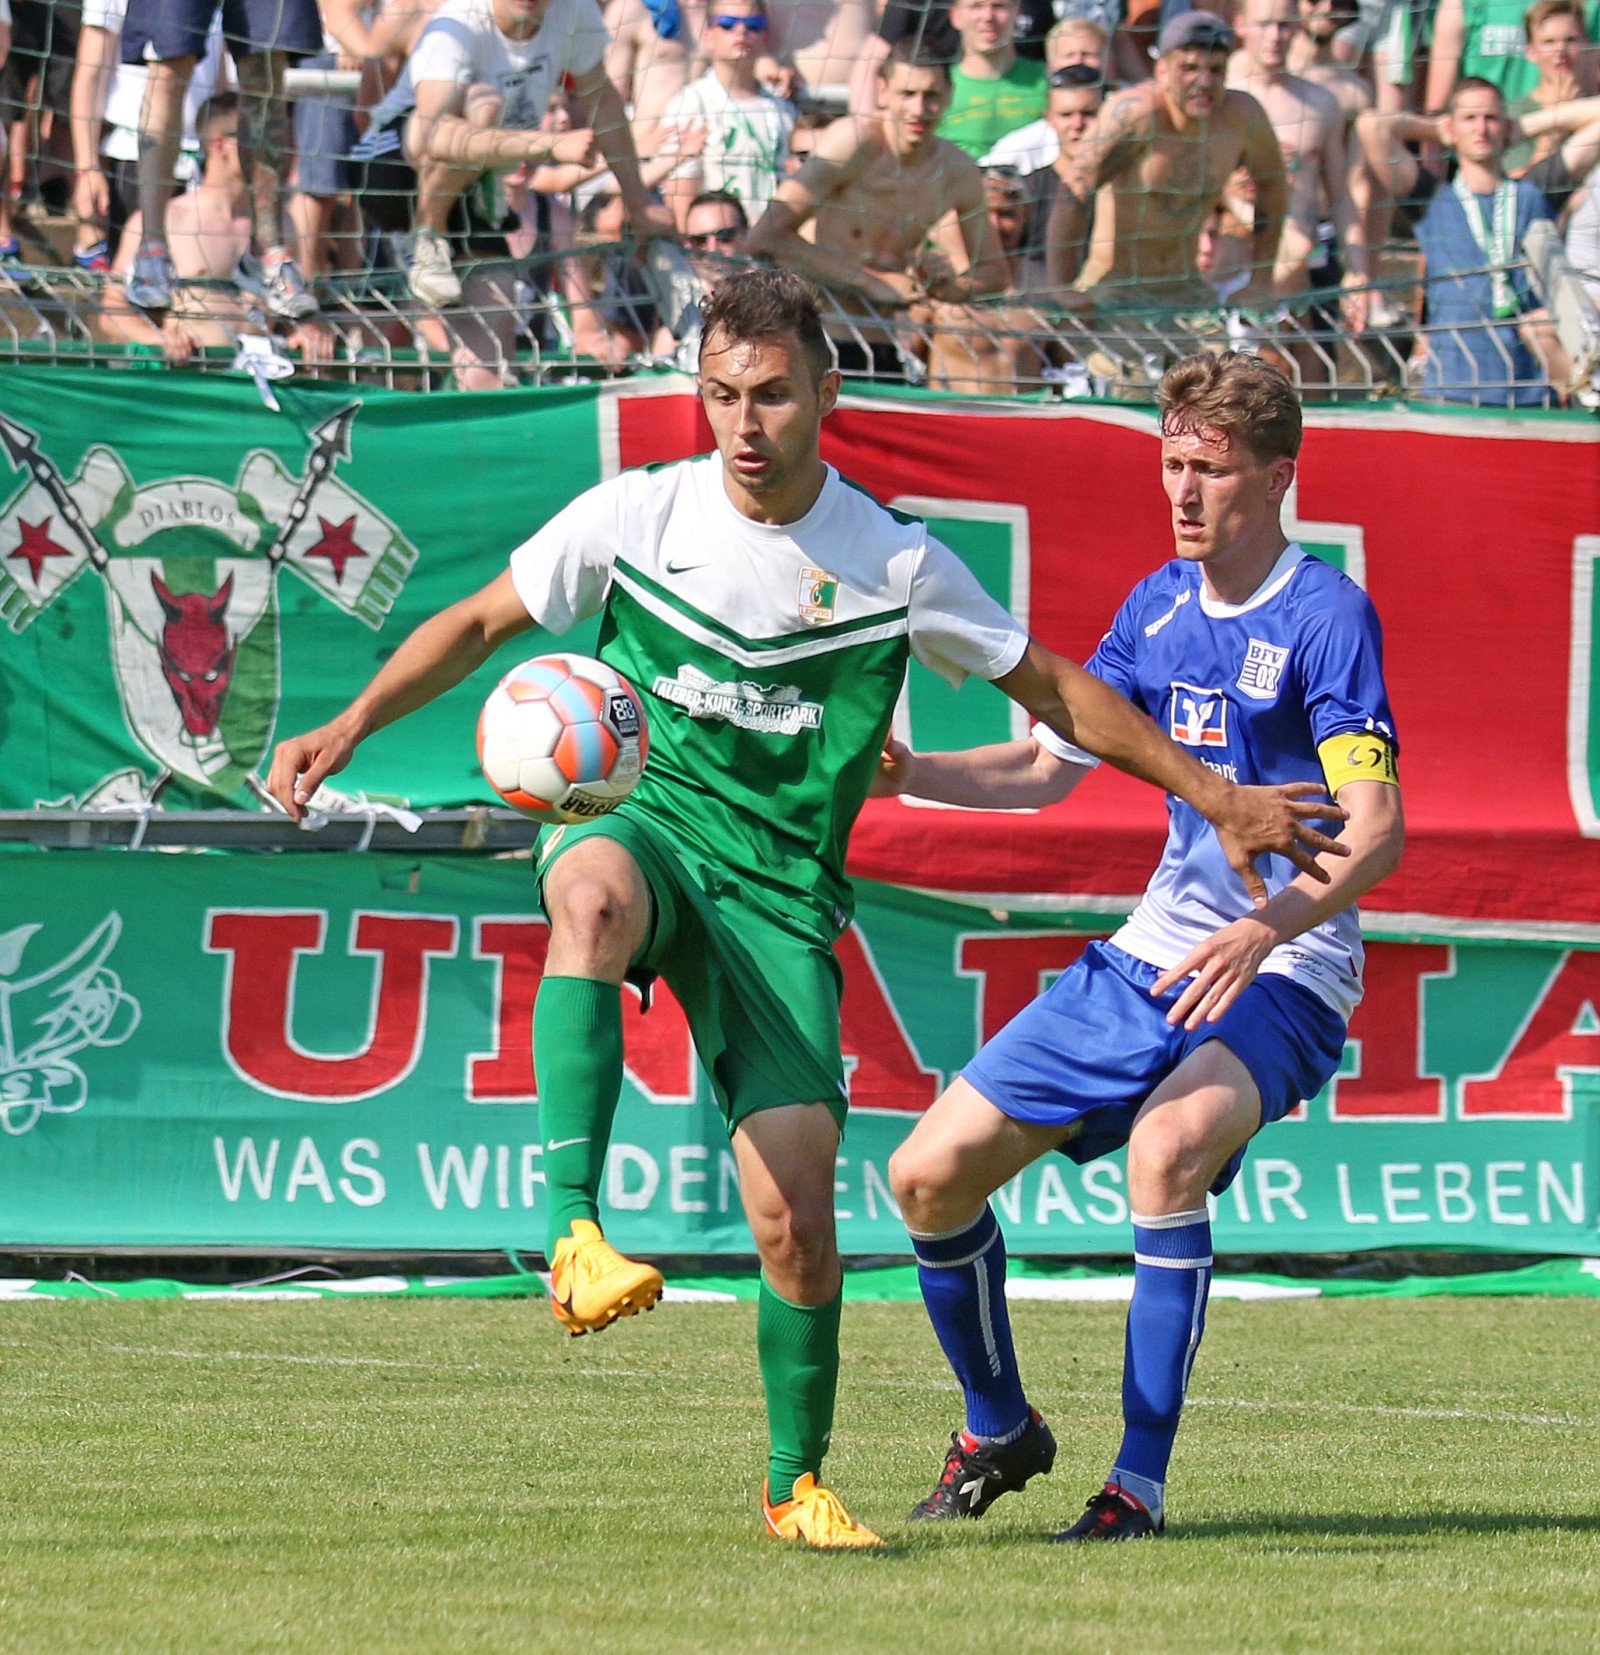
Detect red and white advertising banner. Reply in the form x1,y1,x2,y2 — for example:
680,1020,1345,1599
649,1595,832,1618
615,385,1600,936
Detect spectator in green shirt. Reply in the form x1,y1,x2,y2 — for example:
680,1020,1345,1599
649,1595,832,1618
1427,0,1600,110
938,0,1050,159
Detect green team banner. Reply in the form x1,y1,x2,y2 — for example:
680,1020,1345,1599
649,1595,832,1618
2,851,1595,1256
0,368,606,813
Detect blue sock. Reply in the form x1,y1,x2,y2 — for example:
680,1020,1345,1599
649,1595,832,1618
911,1205,1029,1441
1110,1207,1213,1522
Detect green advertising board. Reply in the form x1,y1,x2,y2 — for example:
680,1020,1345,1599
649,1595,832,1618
1,851,1594,1256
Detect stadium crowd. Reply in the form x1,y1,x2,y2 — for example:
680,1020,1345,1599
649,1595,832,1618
0,0,1598,400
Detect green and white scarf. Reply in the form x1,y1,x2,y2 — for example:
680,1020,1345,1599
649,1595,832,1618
1452,174,1520,319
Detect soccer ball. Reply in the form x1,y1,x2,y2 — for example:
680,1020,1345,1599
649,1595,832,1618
477,653,648,822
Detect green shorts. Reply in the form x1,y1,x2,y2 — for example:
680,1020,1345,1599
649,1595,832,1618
535,812,850,1135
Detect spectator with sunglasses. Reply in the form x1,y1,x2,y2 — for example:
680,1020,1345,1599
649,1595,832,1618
657,0,795,226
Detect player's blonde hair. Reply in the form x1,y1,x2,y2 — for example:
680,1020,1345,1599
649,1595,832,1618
1158,352,1303,462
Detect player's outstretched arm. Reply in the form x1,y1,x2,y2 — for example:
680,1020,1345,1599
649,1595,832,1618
870,735,1091,808
266,569,534,822
1152,778,1404,1030
995,641,1349,904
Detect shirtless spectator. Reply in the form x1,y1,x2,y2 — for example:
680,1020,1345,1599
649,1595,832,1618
103,95,330,363
403,0,663,308
983,64,1110,288
764,0,875,97
750,41,1007,374
938,0,1049,160
657,0,794,225
1505,1,1598,176
603,0,703,155
1289,0,1374,120
118,0,320,319
1230,0,1369,327
925,163,1051,385
1046,11,1287,307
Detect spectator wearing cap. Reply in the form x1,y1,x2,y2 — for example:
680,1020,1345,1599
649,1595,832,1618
655,0,795,227
938,0,1050,159
982,62,1108,286
1046,10,1288,306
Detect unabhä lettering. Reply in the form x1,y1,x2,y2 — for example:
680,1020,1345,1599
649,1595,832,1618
202,913,1600,1119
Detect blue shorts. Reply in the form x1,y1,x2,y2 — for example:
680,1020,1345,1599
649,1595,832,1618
294,54,359,197
121,0,321,63
962,940,1347,1194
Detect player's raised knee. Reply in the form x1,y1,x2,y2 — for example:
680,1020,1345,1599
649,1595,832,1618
545,871,644,965
889,1138,959,1233
1127,1109,1221,1208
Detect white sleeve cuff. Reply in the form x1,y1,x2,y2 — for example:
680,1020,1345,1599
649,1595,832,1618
1031,720,1101,769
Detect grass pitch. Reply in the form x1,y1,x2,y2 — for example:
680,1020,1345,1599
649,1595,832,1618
2,1293,1598,1655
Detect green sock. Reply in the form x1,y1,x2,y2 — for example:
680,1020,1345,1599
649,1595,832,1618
758,1277,842,1503
533,975,623,1257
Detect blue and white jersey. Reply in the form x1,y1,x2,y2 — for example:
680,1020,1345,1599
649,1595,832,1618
1036,544,1396,1022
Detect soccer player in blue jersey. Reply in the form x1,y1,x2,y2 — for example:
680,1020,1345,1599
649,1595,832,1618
877,350,1404,1540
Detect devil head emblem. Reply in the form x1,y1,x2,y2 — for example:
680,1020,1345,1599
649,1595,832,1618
151,572,237,737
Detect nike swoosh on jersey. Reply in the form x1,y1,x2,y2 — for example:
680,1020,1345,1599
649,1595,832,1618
663,559,707,574
546,1136,591,1152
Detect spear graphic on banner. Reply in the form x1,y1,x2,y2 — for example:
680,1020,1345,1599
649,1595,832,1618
0,409,110,574
260,403,360,570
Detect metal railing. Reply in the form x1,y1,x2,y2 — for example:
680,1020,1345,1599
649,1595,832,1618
2,239,1596,408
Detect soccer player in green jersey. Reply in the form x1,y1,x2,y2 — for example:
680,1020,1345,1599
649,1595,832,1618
267,267,1345,1548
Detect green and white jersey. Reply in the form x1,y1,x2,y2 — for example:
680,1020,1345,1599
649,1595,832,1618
507,454,1028,926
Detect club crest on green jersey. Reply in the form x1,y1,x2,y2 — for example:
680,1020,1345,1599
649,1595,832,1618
798,566,838,625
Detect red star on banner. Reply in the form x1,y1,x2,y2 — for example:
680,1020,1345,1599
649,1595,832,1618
304,514,367,584
7,516,75,587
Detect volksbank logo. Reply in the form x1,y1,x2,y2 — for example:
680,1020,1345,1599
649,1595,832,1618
1168,682,1229,747
653,664,823,735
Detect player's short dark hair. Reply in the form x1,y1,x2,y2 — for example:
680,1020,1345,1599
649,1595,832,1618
699,267,833,384
1159,351,1302,463
878,38,955,81
1448,74,1506,110
687,189,749,228
196,91,240,142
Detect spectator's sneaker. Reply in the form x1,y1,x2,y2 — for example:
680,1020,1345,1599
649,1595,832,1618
0,237,22,266
74,239,111,273
909,1408,1057,1520
547,1218,663,1336
407,226,461,307
764,1475,883,1549
1052,1483,1164,1543
234,248,319,319
125,244,176,311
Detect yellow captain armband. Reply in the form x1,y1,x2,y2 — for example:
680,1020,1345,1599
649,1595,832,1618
1318,733,1399,792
